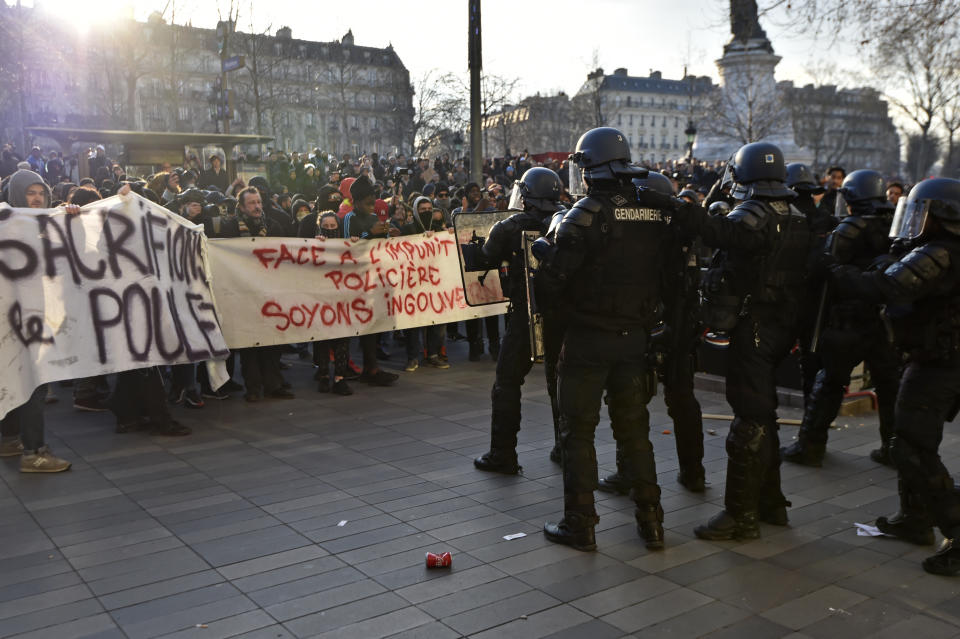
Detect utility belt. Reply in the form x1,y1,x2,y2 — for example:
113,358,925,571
890,313,960,360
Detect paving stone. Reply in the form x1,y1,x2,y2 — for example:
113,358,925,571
761,585,869,630
600,586,715,633
441,590,561,636
307,607,434,639
282,592,408,637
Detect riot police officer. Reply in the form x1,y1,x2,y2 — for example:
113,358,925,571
784,163,837,411
829,178,960,576
598,170,706,495
782,170,901,467
668,142,819,540
474,167,564,474
539,127,676,551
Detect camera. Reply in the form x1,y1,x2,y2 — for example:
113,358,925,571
394,168,411,176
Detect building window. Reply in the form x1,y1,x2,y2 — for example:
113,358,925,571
178,106,189,120
673,135,678,148
640,115,644,126
617,114,622,126
626,96,632,106
639,135,644,147
628,114,633,126
651,116,655,127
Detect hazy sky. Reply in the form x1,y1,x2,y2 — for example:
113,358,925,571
35,0,865,98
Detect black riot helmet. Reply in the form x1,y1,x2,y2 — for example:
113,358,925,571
508,167,562,213
836,169,892,217
890,178,960,240
728,142,795,200
571,127,647,185
708,200,732,217
632,170,674,196
785,163,824,194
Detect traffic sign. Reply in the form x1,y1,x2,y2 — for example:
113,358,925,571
222,55,245,72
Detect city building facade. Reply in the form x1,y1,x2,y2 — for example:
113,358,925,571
1,6,414,157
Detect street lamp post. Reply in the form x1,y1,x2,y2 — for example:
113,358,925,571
684,120,697,163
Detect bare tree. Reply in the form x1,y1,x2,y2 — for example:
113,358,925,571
906,131,942,178
233,4,279,155
871,3,958,181
408,70,465,157
702,57,789,144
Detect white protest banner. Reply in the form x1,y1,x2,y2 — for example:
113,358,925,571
0,194,229,419
207,232,508,348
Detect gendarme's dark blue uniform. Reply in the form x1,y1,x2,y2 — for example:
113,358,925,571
550,186,673,538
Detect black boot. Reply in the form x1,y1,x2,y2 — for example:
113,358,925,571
758,504,790,526
474,448,521,474
694,510,760,540
922,539,960,576
597,471,631,495
876,483,935,545
780,440,825,467
468,341,484,362
870,443,894,467
549,444,561,464
877,512,936,545
636,504,664,550
543,512,597,551
677,466,706,492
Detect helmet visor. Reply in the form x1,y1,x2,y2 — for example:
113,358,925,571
720,159,735,191
507,182,524,211
834,191,849,217
889,197,930,240
568,162,586,198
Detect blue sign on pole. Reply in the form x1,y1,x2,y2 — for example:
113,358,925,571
221,55,245,72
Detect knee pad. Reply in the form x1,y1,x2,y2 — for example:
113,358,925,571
726,418,767,457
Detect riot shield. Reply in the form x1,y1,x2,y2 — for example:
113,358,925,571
522,230,545,363
452,210,514,306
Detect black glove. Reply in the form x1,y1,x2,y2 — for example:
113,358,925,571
635,187,678,214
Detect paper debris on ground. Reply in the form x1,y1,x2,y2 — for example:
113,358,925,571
337,520,347,527
855,522,892,537
503,533,527,540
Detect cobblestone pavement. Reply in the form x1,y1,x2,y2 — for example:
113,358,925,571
2,339,960,639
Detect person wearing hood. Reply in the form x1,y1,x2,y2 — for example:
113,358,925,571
248,175,295,236
400,197,451,373
298,185,343,238
0,170,72,472
298,163,319,201
311,212,354,396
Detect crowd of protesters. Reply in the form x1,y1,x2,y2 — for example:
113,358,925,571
0,140,908,474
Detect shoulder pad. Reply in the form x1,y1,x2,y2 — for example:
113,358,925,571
910,243,952,272
565,197,601,228
572,196,603,213
835,216,867,239
727,200,768,230
490,216,521,237
886,243,951,288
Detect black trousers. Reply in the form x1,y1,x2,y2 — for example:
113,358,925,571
489,309,534,450
467,316,501,347
723,314,796,517
662,348,704,473
558,328,658,520
892,359,960,539
111,367,173,429
240,346,283,395
799,323,900,447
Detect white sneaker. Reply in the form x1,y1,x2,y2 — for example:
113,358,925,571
404,359,419,372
